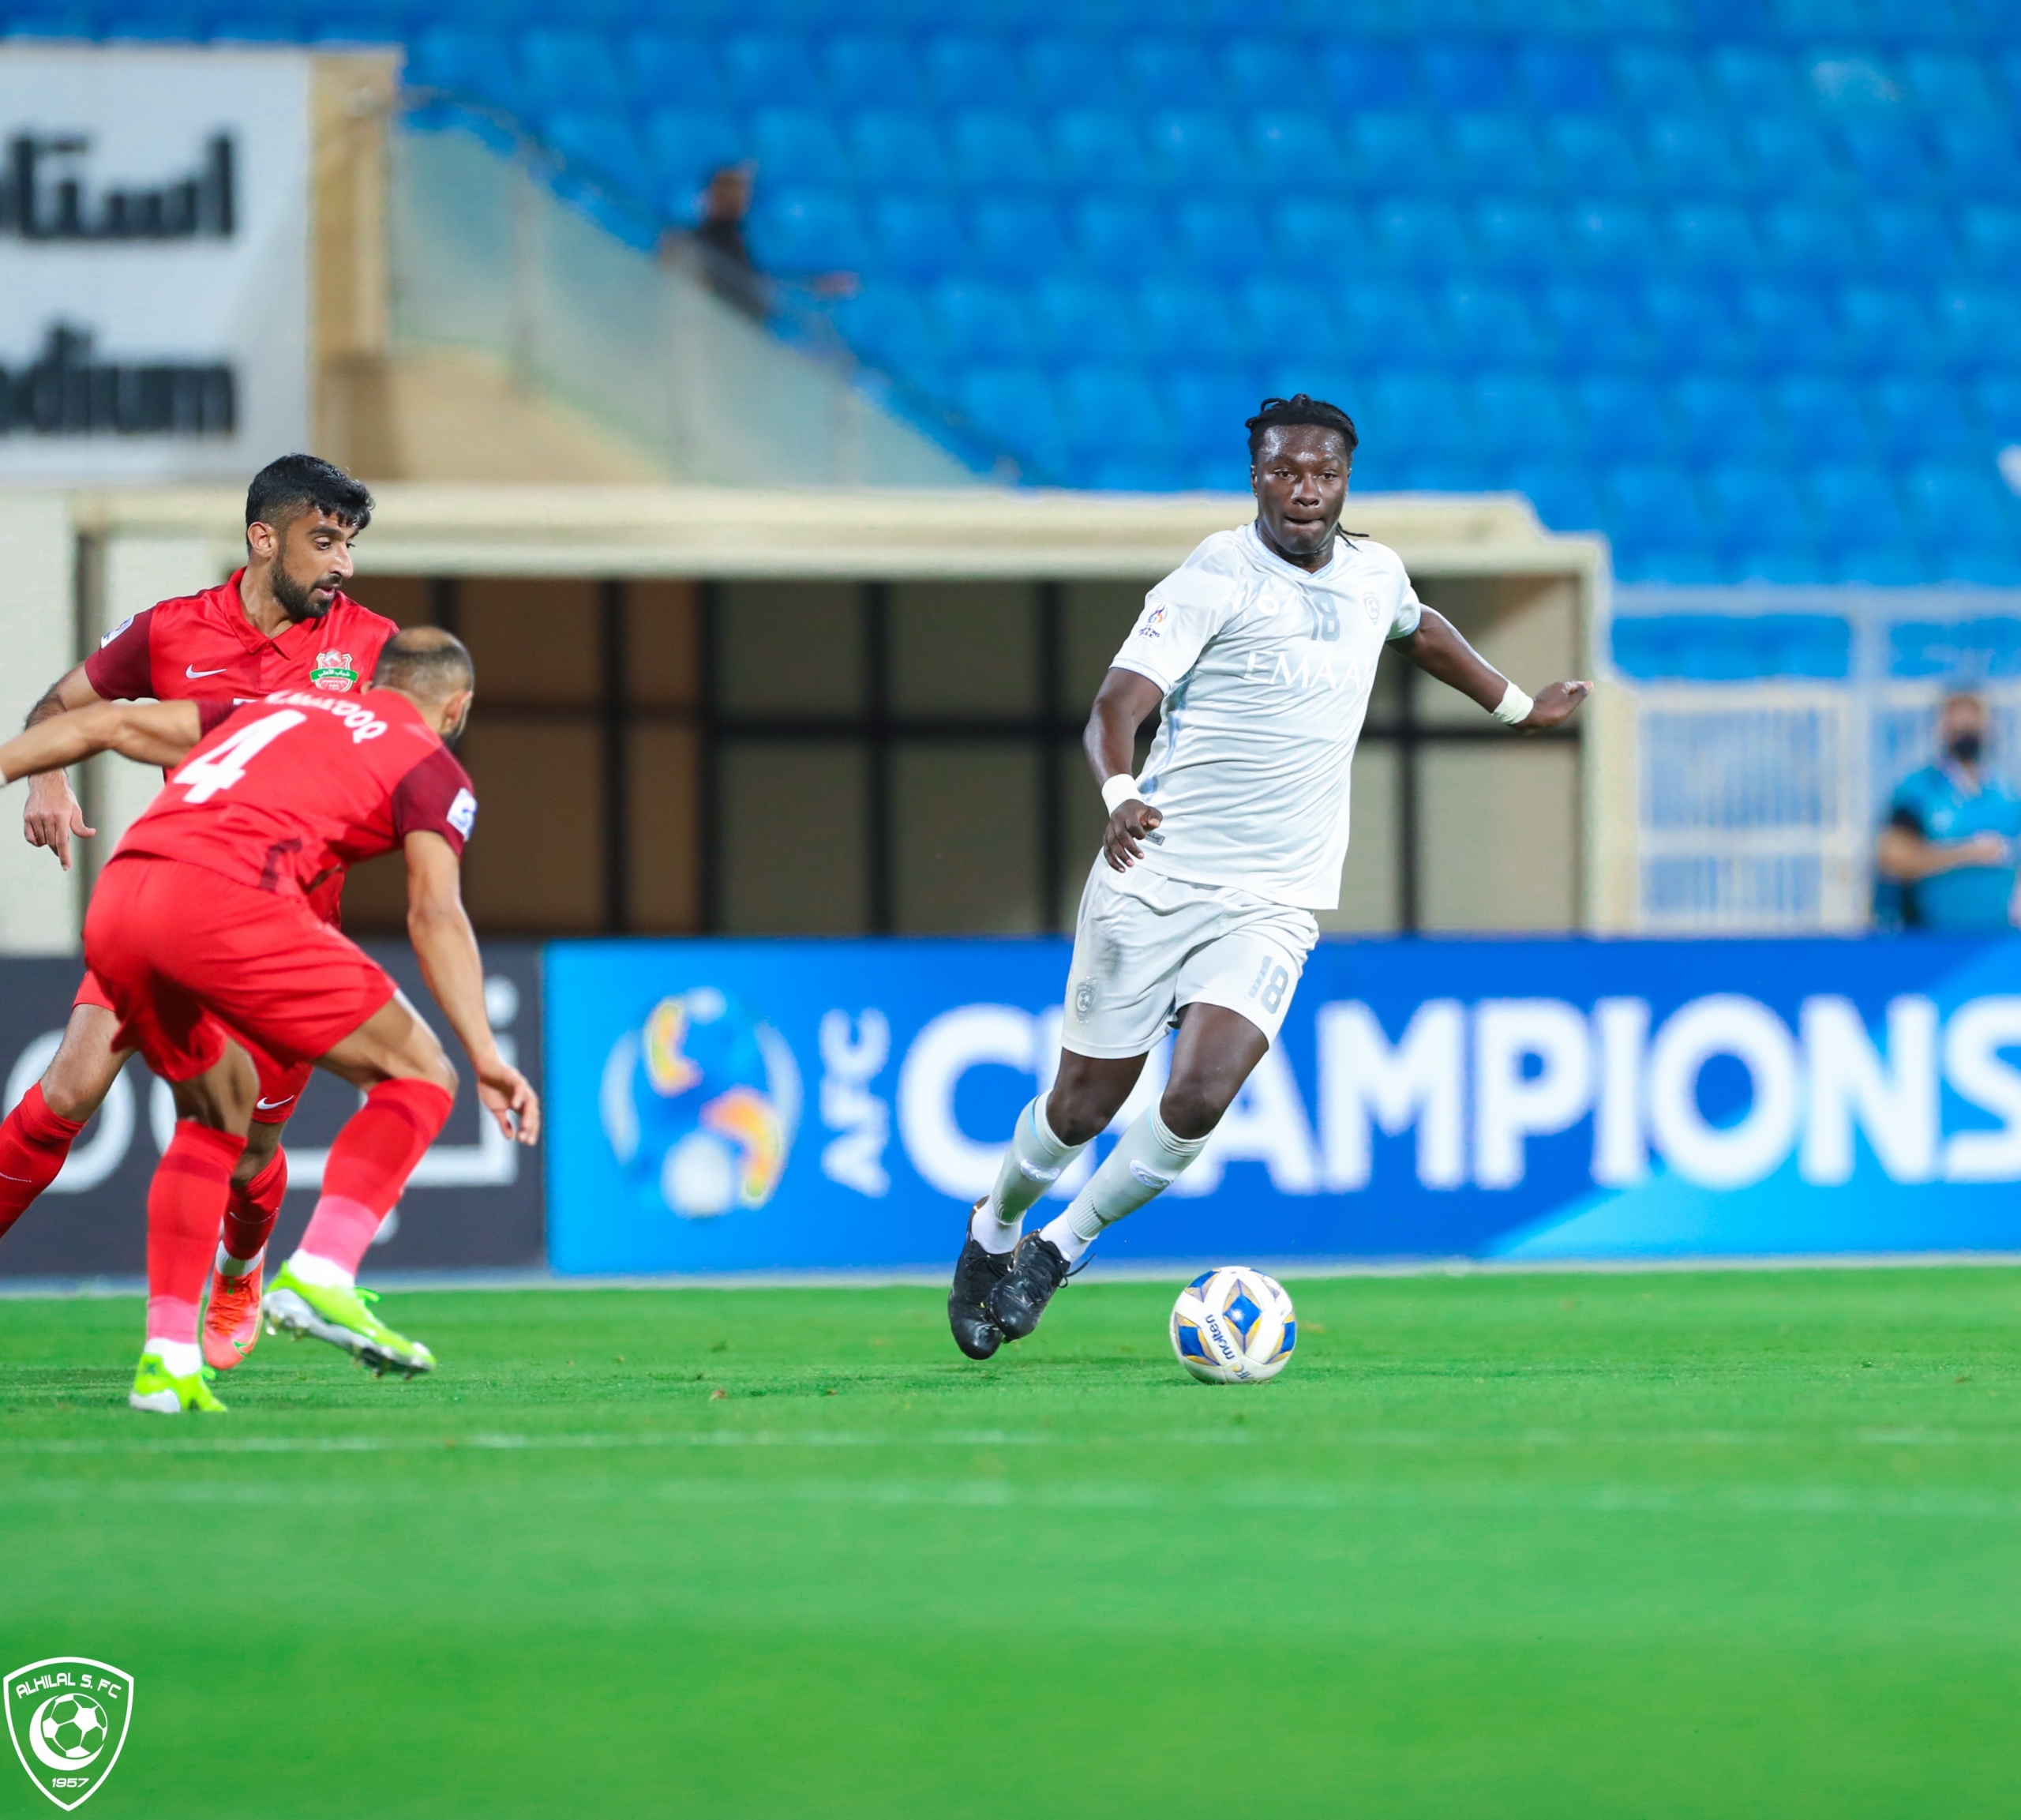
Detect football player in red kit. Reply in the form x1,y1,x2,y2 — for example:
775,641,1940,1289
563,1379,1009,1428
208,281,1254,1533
0,627,537,1412
0,455,396,1369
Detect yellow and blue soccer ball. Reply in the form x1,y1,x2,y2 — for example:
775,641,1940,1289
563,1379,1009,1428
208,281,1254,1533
1170,1266,1296,1384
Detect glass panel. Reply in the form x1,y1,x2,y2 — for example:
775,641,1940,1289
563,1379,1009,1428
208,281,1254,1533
1419,743,1580,931
628,580,699,711
458,578,600,707
718,582,864,716
1062,580,1153,709
628,724,701,933
719,741,868,933
892,741,1042,933
456,720,604,932
1318,741,1401,933
888,582,1038,716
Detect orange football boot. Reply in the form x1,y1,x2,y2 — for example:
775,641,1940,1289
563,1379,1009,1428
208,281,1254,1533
201,1261,264,1372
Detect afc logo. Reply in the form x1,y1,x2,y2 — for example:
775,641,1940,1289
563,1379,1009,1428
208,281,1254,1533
309,650,358,693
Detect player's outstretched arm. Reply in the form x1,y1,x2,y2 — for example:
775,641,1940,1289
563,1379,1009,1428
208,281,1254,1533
1085,666,1168,871
18,666,104,870
1,699,204,794
1395,608,1592,732
402,831,541,1145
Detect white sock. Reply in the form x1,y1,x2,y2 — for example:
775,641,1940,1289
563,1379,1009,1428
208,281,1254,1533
285,1249,354,1290
148,1338,201,1377
977,1095,1088,1251
215,1243,264,1279
1039,1103,1209,1264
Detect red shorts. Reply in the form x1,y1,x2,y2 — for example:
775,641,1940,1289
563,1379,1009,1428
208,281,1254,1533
73,966,313,1124
83,858,396,1091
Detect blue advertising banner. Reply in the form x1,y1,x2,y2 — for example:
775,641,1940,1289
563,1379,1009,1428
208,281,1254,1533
544,935,2021,1274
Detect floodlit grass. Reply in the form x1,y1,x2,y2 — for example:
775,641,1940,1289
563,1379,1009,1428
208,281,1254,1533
2,1267,2017,1818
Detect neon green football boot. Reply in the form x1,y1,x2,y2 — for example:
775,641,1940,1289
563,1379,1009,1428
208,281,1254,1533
129,1352,227,1414
262,1263,436,1378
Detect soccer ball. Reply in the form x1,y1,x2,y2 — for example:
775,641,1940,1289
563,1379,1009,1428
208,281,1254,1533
1170,1267,1296,1384
42,1694,107,1762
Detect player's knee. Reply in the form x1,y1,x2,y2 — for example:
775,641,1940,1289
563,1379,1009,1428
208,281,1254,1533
1157,1083,1226,1143
39,1040,117,1124
1044,1087,1111,1148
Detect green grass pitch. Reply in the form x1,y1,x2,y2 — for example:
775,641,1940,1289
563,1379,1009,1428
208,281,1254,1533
3,1266,2018,1818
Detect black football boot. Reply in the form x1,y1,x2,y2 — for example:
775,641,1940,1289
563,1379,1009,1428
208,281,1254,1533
948,1200,1014,1360
988,1232,1074,1341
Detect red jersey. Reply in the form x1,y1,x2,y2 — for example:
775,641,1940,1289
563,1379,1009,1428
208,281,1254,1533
112,689,478,904
84,570,397,708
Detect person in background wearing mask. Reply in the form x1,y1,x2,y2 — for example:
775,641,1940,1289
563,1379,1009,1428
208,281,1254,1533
1877,690,2021,930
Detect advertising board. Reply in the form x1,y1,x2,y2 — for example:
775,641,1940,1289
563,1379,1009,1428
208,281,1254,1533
546,934,2021,1273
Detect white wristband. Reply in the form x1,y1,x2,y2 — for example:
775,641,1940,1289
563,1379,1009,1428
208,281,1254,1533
1101,774,1143,816
1491,681,1534,726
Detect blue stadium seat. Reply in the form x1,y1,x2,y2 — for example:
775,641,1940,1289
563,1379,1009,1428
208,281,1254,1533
1577,375,1674,457
1240,276,1350,362
928,280,1036,364
1440,283,1547,367
836,287,940,375
1670,374,1776,459
1836,121,1933,200
968,198,1070,278
1272,201,1361,265
643,110,741,205
1026,277,1140,363
748,109,847,186
1903,461,2015,544
1223,41,1310,111
1162,198,1270,277
1642,282,1748,370
1603,464,1715,561
544,111,650,197
1561,203,1661,272
1057,364,1173,460
1469,201,1568,274
1868,202,1955,273
1665,204,1760,276
1136,278,1247,362
624,34,726,110
1538,281,1651,370
1419,44,1509,111
1640,118,1748,197
845,112,945,188
1735,282,1840,370
1021,38,1124,112
1869,376,1974,459
1509,463,1604,533
919,33,1023,110
955,366,1066,475
1165,368,1265,463
1959,204,2021,277
1051,111,1153,188
1248,114,1342,183
1362,370,1475,460
718,34,823,108
1738,119,1843,198
1346,115,1449,196
1609,46,1704,113
1513,45,1610,112
1544,118,1644,197
1930,121,2021,199
522,30,624,110
407,28,520,111
1448,115,1544,193
1838,287,1938,373
1768,374,1877,460
1318,44,1416,112
1808,464,1909,545
945,111,1052,189
1473,370,1580,457
1701,466,1814,554
1933,287,2016,371
1367,201,1472,273
1972,373,2021,439
1069,197,1171,272
752,189,867,272
1759,203,1870,276
819,33,922,110
865,194,966,278
1706,47,1801,114
1903,51,2002,117
1121,39,1224,108
1337,282,1445,363
1145,111,1249,190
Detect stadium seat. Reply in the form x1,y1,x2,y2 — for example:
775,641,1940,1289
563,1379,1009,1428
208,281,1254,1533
1905,51,2004,118
1959,204,2021,277
1932,286,2015,371
1165,367,1265,461
643,110,741,205
1604,464,1716,567
1472,370,1580,458
1640,118,1748,197
1361,370,1475,461
928,279,1036,365
1536,281,1651,370
1670,373,1777,459
1508,463,1603,533
944,111,1051,189
1240,276,1349,362
1367,201,1472,273
1706,47,1801,115
1759,204,1870,276
819,32,922,110
835,287,939,375
1135,277,1247,363
1223,40,1311,111
1513,44,1611,113
1439,282,1547,367
1734,282,1841,371
1169,199,1272,276
1318,43,1415,113
966,197,1070,280
1051,111,1153,188
1447,115,1545,193
1469,200,1569,274
1867,202,1955,274
1069,197,1172,273
1808,464,1910,546
1248,113,1343,182
919,33,1023,111
1929,121,2021,198
624,34,727,111
1271,201,1361,265
1346,115,1449,196
407,28,520,111
544,111,651,198
1702,466,1814,554
1145,111,1249,190
752,189,867,272
1057,364,1173,460
718,34,823,108
1838,287,1938,373
845,111,945,188
1768,373,1878,461
1020,37,1124,113
1562,203,1662,272
521,30,624,110
955,366,1066,475
1544,118,1644,197
1120,39,1224,109
1665,204,1758,276
1739,119,1843,200
748,109,848,186
1971,373,2021,441
1577,375,1674,457
1419,44,1509,112
1836,122,1933,200
1609,45,1705,113
864,194,965,277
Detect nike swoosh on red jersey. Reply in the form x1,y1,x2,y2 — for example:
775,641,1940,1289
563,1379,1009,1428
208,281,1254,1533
255,1096,295,1110
186,664,229,679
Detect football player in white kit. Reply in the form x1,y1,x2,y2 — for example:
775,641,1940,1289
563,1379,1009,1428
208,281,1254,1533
948,394,1593,1358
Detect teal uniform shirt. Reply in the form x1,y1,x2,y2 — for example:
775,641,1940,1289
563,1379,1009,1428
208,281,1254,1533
1888,763,2021,930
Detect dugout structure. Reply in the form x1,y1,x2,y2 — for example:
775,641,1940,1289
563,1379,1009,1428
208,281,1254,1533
0,485,1612,951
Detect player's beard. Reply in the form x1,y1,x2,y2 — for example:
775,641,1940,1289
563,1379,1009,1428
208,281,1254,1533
272,563,337,623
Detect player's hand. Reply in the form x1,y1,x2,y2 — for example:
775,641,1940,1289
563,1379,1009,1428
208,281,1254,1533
1518,681,1594,732
1959,831,2012,868
1102,799,1162,871
23,772,93,870
476,1056,541,1146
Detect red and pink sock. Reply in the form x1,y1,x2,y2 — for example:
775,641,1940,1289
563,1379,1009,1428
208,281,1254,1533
146,1121,246,1368
290,1080,452,1286
0,1085,85,1243
217,1148,287,1277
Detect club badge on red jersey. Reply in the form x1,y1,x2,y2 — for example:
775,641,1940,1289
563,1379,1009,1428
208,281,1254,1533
309,650,358,692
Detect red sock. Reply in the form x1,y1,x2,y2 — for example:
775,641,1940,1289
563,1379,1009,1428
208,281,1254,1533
220,1148,287,1266
0,1084,86,1242
146,1122,246,1345
296,1080,452,1276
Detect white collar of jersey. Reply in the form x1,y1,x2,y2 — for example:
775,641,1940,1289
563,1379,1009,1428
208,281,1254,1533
1244,520,1345,584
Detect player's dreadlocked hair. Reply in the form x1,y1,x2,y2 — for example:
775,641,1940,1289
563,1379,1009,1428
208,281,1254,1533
245,453,373,535
374,626,474,701
1245,394,1359,462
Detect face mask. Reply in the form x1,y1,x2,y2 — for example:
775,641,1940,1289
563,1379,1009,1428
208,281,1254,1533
1950,730,1984,765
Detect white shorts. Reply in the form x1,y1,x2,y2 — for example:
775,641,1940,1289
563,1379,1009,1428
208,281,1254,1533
1060,859,1320,1059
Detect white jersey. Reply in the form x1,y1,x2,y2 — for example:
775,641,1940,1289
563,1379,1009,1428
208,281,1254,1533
1109,522,1423,910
